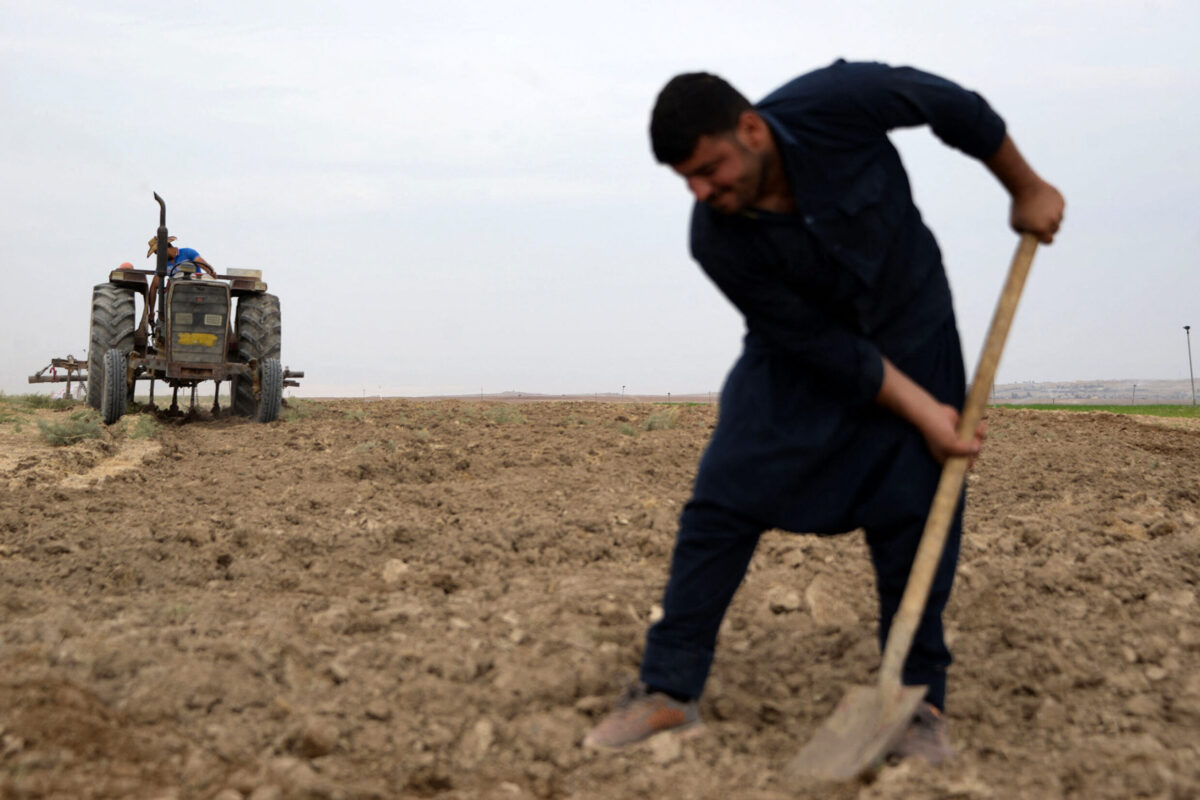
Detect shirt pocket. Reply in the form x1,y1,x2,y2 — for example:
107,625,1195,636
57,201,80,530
808,162,901,291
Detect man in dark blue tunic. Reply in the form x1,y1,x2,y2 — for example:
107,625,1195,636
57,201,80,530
584,61,1064,762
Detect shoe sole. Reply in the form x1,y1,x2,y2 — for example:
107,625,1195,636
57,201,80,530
583,720,706,751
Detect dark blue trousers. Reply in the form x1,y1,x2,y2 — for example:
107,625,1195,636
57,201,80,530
638,498,961,710
640,318,965,711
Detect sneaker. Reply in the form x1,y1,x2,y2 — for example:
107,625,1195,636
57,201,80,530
582,682,702,749
887,703,953,766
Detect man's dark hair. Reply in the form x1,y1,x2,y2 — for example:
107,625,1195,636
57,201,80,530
649,72,752,165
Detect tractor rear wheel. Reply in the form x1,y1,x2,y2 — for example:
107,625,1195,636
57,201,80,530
100,349,128,425
87,283,136,410
232,293,282,418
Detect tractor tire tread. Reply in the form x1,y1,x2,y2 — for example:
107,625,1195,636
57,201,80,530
87,284,136,410
232,293,282,417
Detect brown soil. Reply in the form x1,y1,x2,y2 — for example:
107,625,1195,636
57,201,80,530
1,401,1198,799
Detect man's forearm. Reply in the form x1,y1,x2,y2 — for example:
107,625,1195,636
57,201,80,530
875,357,942,433
875,357,980,464
984,134,1065,243
985,135,1041,195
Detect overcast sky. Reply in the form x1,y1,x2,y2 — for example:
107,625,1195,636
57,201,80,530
2,0,1197,397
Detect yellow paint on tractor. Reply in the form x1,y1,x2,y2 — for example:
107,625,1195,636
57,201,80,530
177,332,218,347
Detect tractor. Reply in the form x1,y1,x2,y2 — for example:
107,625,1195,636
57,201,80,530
83,193,295,424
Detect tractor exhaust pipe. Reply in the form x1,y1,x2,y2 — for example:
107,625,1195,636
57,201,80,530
153,192,168,330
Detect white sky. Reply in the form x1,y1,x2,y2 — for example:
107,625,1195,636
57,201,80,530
2,0,1198,397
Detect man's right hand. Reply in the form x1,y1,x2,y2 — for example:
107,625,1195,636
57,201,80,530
919,402,985,466
875,358,985,466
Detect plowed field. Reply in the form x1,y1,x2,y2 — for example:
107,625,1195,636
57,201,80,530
2,400,1198,799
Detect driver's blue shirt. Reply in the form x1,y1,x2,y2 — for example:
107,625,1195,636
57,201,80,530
167,247,202,277
688,59,1007,527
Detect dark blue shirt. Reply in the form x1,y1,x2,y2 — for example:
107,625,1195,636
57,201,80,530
690,60,1006,406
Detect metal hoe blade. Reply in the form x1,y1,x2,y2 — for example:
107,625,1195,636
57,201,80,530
785,684,926,781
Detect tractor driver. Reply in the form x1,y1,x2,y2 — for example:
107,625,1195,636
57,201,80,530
145,235,217,322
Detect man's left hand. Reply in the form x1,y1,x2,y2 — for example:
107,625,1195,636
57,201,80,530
1010,179,1065,244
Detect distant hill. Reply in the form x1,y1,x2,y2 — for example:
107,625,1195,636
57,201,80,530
312,382,1196,406
993,379,1196,405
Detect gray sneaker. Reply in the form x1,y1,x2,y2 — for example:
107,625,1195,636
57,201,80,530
887,703,953,766
582,682,702,749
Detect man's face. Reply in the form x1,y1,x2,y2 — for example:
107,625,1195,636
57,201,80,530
671,127,766,215
166,245,179,259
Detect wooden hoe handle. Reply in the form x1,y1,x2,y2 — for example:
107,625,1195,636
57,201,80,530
879,233,1039,689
